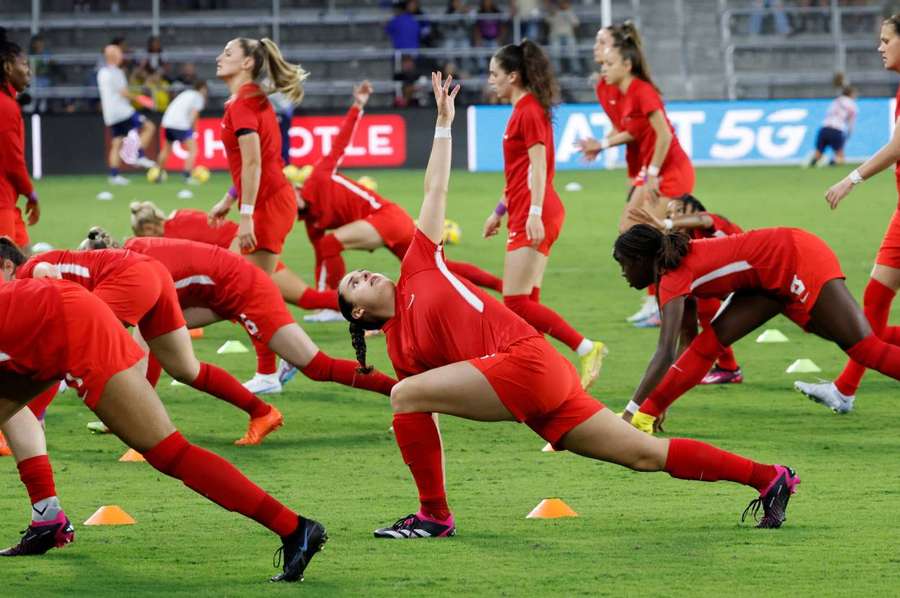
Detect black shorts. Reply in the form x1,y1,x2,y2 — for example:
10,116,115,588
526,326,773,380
109,113,144,138
164,128,193,143
815,126,846,153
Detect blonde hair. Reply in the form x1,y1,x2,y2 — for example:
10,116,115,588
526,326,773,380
238,37,308,104
130,200,166,235
80,226,119,250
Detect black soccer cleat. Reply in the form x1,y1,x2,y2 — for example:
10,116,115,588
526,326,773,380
742,465,800,529
373,511,456,539
0,514,75,556
270,516,327,583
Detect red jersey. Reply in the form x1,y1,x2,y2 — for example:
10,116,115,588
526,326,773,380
689,212,744,240
0,278,67,383
300,105,396,234
595,79,641,179
619,78,691,175
894,83,900,194
222,82,291,205
502,93,564,232
17,249,151,290
164,208,238,248
124,236,256,316
383,230,538,379
0,83,33,210
658,228,801,308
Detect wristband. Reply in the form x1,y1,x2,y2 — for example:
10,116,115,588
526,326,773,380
529,204,543,217
27,191,38,203
848,169,863,185
494,201,507,216
647,165,660,177
663,218,674,231
600,138,610,150
434,127,452,139
227,186,238,199
239,204,255,216
625,400,641,415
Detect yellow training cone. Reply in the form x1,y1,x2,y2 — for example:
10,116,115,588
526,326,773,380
526,498,578,519
84,505,136,525
119,449,145,462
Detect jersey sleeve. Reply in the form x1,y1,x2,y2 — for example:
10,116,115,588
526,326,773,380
519,103,548,150
400,229,439,278
657,267,692,307
227,96,260,132
314,105,362,176
634,81,664,117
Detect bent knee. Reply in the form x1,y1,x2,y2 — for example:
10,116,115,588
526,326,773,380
389,379,421,413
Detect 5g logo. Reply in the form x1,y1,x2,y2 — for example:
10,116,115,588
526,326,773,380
710,109,808,160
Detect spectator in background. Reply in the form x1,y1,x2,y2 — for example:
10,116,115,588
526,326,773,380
386,1,421,52
270,89,297,167
406,0,438,48
749,0,791,36
393,53,423,107
511,0,543,41
442,0,475,75
142,35,165,74
28,35,52,113
474,0,505,72
176,62,199,87
546,0,580,75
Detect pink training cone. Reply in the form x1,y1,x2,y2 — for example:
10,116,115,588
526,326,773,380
119,448,146,462
84,505,136,525
526,498,578,519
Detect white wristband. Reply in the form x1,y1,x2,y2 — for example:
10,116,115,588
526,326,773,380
625,400,641,415
240,204,255,216
848,169,863,185
663,218,674,231
434,127,452,139
529,204,543,216
647,165,660,177
600,138,610,150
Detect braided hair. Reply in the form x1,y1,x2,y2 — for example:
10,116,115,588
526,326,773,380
679,193,707,214
80,226,120,250
0,28,23,88
613,224,691,276
337,292,380,374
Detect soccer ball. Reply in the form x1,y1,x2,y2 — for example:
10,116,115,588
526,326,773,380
191,166,210,184
284,164,313,185
442,219,462,245
146,166,165,183
358,175,378,191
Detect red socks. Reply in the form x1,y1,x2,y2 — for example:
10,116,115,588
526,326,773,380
298,288,339,311
716,347,740,371
251,337,277,376
503,294,584,352
315,234,346,290
17,455,57,504
146,353,163,388
640,327,724,417
27,385,58,420
844,334,900,383
696,298,739,370
191,362,271,418
393,412,450,520
665,438,776,494
835,279,896,396
301,351,396,396
445,260,503,293
144,431,299,537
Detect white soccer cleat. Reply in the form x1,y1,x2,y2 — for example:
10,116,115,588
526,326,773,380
793,380,854,414
302,308,345,323
243,372,282,395
626,296,658,323
135,156,157,169
107,175,130,186
277,358,299,386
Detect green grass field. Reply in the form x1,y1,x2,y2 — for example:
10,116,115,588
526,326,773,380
3,165,900,596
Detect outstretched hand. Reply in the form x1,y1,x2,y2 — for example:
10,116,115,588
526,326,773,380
353,80,373,108
432,72,460,126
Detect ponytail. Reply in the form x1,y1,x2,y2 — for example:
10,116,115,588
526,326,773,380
238,37,308,104
0,236,25,267
613,224,690,275
611,21,658,92
80,226,119,250
130,200,166,235
494,40,559,121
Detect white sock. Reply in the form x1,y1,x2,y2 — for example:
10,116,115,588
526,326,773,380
576,338,594,357
32,496,62,523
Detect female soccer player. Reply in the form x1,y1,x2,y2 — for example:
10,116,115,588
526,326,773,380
156,81,208,183
794,15,900,413
0,275,324,581
807,74,857,168
629,195,744,384
208,37,306,275
0,30,40,251
613,224,900,434
481,42,606,388
7,240,279,444
337,73,800,537
295,80,502,296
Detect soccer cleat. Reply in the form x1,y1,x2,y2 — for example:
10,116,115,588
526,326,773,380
86,420,110,434
235,405,284,446
579,341,608,389
700,366,744,385
302,309,345,323
271,516,327,582
373,511,456,539
277,359,299,387
793,380,854,414
0,513,75,556
626,296,658,323
742,465,800,529
630,411,656,435
633,313,661,328
243,372,282,395
107,175,130,186
0,432,11,457
135,156,157,169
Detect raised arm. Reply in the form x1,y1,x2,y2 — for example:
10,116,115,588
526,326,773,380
316,81,372,175
417,72,460,245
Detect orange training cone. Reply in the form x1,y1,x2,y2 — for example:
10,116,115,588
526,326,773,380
189,328,204,339
526,498,578,519
84,505,136,525
119,448,145,462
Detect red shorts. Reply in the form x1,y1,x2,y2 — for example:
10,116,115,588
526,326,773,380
368,203,416,259
782,229,845,328
59,284,144,410
632,159,695,198
13,207,27,247
245,184,296,255
875,207,900,269
470,335,604,449
94,261,186,341
0,208,17,245
233,268,296,344
506,207,565,257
